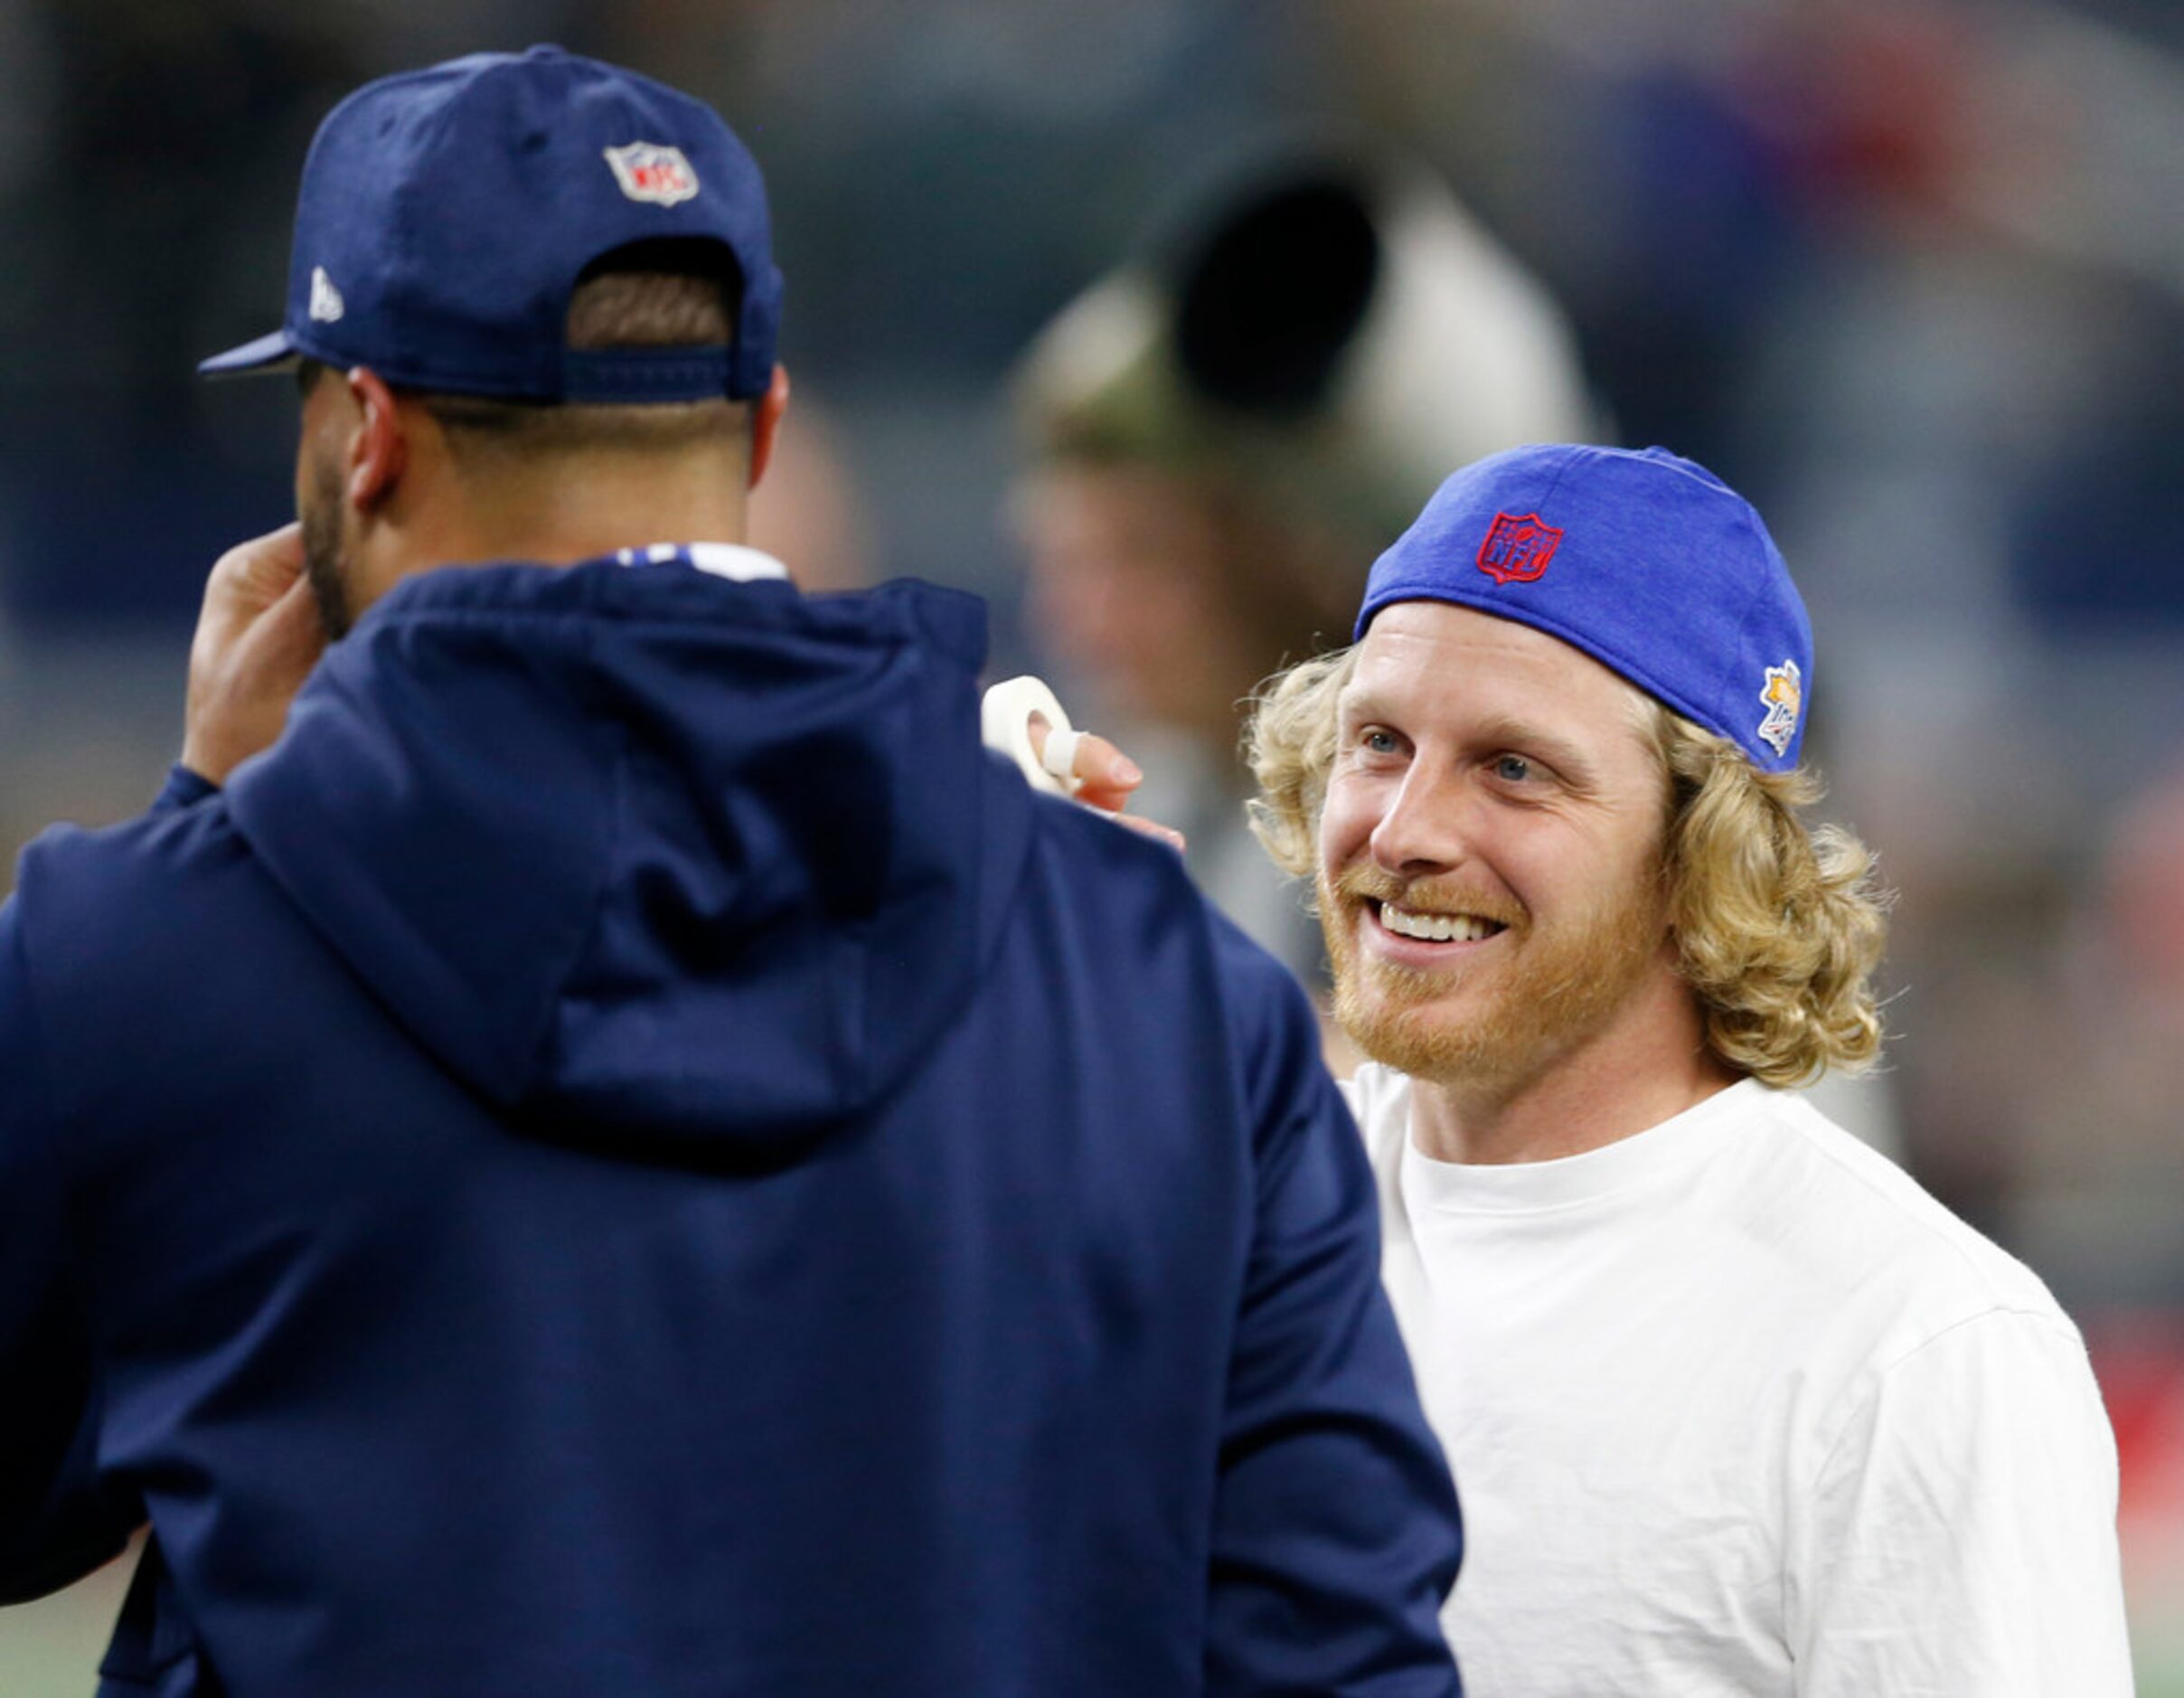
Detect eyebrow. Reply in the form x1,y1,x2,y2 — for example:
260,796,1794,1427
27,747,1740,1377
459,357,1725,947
1469,714,1604,791
1340,689,1607,792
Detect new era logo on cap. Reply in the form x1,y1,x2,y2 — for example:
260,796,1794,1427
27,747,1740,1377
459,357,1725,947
308,266,344,324
604,142,700,206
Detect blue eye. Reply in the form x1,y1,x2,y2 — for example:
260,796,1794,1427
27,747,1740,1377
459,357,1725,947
1493,754,1532,783
1362,729,1399,755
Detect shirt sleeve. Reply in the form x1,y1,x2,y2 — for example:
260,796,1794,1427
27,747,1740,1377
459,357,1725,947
1204,941,1464,1696
0,897,136,1601
1789,1307,2134,1696
152,764,220,814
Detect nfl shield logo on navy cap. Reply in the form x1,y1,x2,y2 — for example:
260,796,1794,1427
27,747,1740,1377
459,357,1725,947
604,142,701,206
197,46,783,403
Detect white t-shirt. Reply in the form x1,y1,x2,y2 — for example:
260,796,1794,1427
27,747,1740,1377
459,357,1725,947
1345,1067,2132,1695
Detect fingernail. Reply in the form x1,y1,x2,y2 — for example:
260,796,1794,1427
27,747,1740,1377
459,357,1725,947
1115,758,1143,786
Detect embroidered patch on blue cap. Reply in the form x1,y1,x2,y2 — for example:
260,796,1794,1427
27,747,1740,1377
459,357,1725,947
1354,444,1815,770
1476,512,1563,585
1757,659,1803,758
602,141,701,206
198,46,782,402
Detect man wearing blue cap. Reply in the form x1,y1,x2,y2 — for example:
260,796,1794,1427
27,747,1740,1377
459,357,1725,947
1247,444,2131,1693
0,49,1464,1695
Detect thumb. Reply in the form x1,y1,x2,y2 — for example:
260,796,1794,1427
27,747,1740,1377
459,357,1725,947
203,523,307,629
233,571,329,698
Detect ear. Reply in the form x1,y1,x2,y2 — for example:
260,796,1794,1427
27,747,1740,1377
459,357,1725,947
746,363,791,490
343,366,409,514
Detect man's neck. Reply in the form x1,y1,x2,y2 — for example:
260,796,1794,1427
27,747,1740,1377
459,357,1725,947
1404,988,1742,1166
363,439,755,598
430,469,750,570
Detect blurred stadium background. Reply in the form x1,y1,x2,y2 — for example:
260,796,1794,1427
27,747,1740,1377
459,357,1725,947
2,0,2179,1689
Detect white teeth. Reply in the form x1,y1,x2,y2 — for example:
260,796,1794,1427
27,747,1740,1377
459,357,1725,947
1379,902,1501,943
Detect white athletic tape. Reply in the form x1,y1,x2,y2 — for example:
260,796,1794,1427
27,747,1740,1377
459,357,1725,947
980,674,1083,797
1040,726,1085,785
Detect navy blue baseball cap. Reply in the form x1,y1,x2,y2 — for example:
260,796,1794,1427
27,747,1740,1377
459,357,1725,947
199,46,782,401
1354,444,1814,770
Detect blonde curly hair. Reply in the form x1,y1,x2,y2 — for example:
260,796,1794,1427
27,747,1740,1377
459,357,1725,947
1244,646,1888,1087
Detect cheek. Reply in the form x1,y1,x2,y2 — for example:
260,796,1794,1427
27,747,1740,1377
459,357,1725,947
296,415,342,513
1316,777,1377,873
1531,822,1662,924
297,439,338,529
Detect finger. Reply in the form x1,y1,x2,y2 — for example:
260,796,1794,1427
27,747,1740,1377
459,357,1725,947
236,572,328,693
230,522,306,599
1066,732,1144,812
1021,712,1088,801
183,573,328,784
205,524,307,619
1112,814,1186,853
1026,720,1144,814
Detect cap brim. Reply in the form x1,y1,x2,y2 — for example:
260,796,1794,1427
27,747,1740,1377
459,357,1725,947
197,329,301,378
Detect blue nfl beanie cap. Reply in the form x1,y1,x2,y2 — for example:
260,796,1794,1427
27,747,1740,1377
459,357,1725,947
199,46,782,401
1354,444,1814,771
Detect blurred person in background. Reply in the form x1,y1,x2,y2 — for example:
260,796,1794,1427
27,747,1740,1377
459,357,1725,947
0,47,1464,1696
744,391,878,594
1245,442,2132,1693
1009,144,1597,984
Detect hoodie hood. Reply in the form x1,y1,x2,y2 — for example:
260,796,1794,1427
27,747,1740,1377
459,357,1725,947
226,556,1034,1154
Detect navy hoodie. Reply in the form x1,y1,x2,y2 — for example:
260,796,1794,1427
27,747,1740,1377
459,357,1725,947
0,557,1462,1695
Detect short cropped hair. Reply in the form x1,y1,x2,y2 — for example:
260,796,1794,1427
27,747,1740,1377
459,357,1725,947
301,241,748,459
1244,645,1888,1087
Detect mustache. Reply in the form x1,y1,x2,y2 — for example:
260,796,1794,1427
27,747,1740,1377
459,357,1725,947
1326,863,1528,932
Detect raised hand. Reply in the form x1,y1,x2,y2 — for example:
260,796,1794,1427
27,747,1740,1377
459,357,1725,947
181,524,328,786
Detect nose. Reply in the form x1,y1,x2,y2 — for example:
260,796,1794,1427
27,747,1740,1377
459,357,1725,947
1367,764,1473,879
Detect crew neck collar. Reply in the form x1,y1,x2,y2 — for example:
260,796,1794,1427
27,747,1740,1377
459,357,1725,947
1400,1077,1764,1215
611,541,789,583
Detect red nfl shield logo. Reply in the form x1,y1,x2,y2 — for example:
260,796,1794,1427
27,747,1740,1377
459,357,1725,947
603,142,701,207
1476,512,1564,585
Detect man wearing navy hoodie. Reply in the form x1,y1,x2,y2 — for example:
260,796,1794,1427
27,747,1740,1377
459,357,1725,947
0,49,1463,1697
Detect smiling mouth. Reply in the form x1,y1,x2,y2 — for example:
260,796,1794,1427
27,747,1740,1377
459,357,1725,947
1373,901,1509,944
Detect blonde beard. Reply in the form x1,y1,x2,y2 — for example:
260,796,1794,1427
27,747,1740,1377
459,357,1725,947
1318,858,1669,1101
